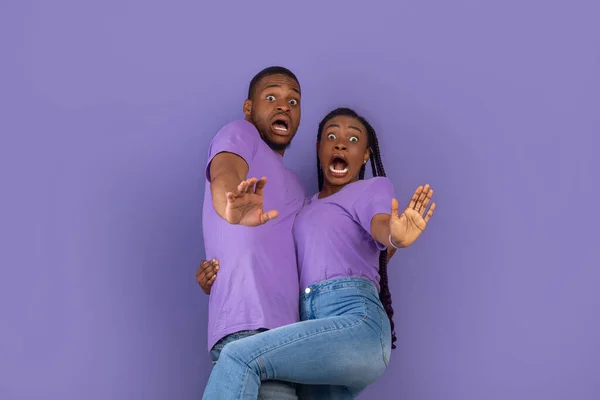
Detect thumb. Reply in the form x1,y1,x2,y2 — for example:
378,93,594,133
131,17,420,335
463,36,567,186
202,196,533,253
260,209,279,225
225,191,236,204
391,198,399,220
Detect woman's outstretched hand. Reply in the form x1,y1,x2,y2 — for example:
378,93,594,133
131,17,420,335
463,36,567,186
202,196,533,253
389,184,436,248
224,177,279,226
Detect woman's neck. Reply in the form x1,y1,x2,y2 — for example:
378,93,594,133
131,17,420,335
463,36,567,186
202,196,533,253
319,179,356,199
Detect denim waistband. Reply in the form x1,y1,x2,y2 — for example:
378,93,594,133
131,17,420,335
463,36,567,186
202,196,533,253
301,277,379,298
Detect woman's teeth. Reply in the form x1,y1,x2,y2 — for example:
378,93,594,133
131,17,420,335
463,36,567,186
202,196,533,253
329,165,348,175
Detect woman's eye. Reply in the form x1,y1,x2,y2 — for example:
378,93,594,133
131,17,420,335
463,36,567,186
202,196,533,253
327,133,336,140
289,99,298,106
266,95,276,101
349,136,359,143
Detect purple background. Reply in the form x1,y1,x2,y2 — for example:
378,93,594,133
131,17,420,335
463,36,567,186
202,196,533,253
1,0,599,399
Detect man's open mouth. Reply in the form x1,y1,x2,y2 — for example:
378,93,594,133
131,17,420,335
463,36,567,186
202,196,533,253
271,118,289,133
329,154,348,176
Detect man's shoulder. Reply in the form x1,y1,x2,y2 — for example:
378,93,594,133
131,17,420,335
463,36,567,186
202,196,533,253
213,119,260,142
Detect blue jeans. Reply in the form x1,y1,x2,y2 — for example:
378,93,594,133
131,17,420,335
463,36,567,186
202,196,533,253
210,330,298,400
202,278,392,400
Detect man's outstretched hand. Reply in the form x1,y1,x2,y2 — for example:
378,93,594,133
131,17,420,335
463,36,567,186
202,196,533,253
224,177,279,226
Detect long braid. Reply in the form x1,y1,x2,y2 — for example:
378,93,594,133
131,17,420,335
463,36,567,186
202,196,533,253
316,108,397,350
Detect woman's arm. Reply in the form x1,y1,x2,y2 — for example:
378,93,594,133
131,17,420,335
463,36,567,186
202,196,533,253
370,213,402,249
370,213,400,264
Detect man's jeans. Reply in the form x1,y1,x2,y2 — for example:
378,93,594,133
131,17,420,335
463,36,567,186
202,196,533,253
210,330,298,400
203,278,392,399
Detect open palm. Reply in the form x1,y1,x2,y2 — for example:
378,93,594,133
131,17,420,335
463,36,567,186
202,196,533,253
389,184,436,248
224,177,279,226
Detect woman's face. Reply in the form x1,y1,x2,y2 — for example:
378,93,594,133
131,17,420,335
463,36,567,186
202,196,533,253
318,115,370,187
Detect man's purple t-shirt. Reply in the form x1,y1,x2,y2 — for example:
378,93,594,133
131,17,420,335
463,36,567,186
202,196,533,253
202,120,306,351
293,177,395,292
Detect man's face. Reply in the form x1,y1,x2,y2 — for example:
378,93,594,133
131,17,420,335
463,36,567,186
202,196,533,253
244,74,301,154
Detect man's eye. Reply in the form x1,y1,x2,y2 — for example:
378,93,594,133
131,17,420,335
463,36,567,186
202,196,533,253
289,99,298,106
266,95,276,101
327,133,336,140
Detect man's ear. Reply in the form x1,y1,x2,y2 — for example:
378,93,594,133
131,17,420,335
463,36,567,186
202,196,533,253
243,99,252,117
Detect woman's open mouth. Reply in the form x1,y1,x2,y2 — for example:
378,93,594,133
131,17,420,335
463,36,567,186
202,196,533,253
328,154,349,177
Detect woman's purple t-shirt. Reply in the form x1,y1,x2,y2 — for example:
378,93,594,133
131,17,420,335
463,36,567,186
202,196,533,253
293,177,395,292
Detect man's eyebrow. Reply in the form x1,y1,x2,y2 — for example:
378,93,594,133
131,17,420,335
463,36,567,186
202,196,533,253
263,84,301,95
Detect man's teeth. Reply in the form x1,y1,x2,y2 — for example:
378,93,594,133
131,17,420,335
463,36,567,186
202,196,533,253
329,165,348,174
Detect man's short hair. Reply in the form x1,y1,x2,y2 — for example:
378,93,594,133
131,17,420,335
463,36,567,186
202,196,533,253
247,66,300,99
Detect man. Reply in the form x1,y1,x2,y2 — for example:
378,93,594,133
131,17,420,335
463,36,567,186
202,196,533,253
201,66,305,399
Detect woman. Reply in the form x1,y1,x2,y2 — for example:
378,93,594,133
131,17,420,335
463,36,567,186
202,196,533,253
202,108,436,399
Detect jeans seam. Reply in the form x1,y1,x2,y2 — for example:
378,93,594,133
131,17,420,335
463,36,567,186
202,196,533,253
238,367,251,400
257,357,267,380
379,306,389,366
246,315,367,374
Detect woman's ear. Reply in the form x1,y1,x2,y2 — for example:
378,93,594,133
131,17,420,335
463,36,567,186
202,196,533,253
363,147,371,164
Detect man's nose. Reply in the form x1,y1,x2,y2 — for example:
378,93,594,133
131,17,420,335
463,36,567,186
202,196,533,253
276,102,289,112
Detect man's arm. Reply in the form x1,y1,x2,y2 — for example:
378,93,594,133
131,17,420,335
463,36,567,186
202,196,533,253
209,152,249,219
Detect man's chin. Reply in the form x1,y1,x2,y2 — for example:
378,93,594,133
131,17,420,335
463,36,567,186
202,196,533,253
263,134,293,152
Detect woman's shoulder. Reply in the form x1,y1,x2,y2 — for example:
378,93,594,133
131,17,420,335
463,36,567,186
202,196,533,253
355,176,393,190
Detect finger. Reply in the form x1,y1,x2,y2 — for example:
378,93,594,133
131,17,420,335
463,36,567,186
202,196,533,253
236,179,252,195
407,186,423,209
260,209,279,224
424,202,436,223
254,177,268,196
197,259,217,277
244,178,258,193
196,260,210,276
205,261,220,279
391,198,399,219
203,276,216,293
207,274,217,286
197,259,210,271
236,180,248,194
414,184,429,210
200,271,217,287
226,191,236,203
419,189,433,215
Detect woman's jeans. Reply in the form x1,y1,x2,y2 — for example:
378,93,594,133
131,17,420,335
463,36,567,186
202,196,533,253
202,278,392,399
210,330,298,400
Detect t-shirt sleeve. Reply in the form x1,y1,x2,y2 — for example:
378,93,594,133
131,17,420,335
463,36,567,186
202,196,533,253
205,120,259,181
352,177,396,249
